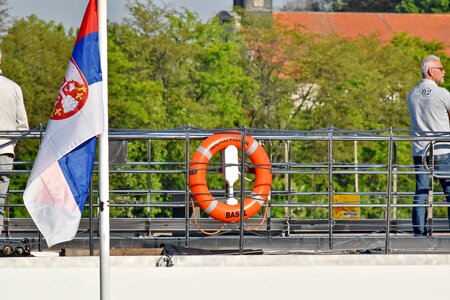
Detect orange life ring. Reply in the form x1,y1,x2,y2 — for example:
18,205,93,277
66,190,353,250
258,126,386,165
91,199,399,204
189,132,272,223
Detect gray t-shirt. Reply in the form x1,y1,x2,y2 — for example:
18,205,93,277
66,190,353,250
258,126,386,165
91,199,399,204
408,79,450,156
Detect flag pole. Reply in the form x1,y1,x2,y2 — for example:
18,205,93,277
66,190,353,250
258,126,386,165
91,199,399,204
98,0,110,299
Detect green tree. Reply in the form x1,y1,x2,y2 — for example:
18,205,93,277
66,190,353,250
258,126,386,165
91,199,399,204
332,0,402,12
3,0,449,221
1,15,74,127
396,0,450,13
239,12,307,130
239,15,449,218
280,0,333,11
106,0,257,217
109,1,253,129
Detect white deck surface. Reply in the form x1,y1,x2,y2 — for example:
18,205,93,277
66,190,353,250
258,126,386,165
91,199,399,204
1,254,449,300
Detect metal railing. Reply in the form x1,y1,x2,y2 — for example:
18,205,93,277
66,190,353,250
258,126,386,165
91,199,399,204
2,126,450,254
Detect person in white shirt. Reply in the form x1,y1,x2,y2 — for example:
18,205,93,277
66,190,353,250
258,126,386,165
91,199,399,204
408,54,450,236
0,49,29,233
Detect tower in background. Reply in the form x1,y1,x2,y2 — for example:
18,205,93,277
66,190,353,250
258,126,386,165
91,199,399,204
233,0,273,13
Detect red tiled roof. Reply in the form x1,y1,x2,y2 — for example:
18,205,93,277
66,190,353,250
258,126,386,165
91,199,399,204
273,12,450,55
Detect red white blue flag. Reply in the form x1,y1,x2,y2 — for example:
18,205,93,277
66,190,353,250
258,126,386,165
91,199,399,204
24,0,104,247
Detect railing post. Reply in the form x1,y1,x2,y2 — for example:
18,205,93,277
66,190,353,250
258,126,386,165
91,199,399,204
267,139,273,236
147,139,152,218
427,142,435,236
327,127,334,250
285,140,292,236
37,123,44,252
239,128,247,255
392,141,398,220
185,126,191,247
385,127,394,254
89,178,94,256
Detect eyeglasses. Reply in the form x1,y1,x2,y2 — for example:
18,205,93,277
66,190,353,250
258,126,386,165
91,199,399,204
431,67,445,71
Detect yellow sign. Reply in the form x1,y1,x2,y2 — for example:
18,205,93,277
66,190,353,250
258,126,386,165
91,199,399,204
333,194,360,219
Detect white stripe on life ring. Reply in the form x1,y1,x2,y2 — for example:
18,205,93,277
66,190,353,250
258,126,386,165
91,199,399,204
250,192,265,206
246,140,259,156
204,199,218,214
197,146,212,160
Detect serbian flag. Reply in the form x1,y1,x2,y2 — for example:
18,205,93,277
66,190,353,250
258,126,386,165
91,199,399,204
24,0,104,247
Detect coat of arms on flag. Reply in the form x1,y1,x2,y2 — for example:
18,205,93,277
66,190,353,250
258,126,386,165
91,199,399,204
52,59,89,120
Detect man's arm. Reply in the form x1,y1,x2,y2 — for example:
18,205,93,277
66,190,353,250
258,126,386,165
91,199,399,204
15,87,29,131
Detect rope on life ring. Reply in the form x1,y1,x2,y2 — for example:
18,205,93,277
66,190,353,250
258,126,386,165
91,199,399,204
189,132,272,223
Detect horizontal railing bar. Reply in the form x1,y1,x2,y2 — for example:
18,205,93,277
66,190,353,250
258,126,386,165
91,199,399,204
4,128,450,141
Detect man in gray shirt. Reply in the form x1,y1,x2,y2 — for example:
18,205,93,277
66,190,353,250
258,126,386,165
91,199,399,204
408,54,450,236
0,49,29,233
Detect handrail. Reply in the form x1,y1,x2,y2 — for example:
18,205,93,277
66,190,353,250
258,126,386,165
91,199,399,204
2,127,450,254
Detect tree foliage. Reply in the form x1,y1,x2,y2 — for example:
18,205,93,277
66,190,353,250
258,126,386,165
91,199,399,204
1,16,73,127
106,1,258,216
0,0,449,219
109,0,254,130
396,0,450,13
280,0,333,11
332,0,402,12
